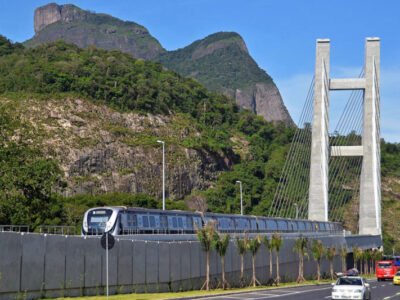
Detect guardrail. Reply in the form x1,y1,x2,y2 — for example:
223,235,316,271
0,225,30,232
37,225,77,235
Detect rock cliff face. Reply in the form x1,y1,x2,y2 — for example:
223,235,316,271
235,82,291,123
158,32,294,125
17,98,233,199
27,3,165,60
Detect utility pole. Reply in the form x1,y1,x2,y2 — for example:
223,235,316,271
236,180,243,216
157,140,166,210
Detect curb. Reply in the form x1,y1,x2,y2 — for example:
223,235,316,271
171,282,333,299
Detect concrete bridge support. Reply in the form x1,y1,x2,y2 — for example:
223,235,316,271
308,38,381,235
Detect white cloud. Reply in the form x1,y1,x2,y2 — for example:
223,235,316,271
275,66,400,142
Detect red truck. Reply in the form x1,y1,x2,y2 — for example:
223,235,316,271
376,260,400,281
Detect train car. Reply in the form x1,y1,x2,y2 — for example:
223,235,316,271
81,206,344,236
82,207,202,235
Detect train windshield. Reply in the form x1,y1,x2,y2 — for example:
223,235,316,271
88,209,113,230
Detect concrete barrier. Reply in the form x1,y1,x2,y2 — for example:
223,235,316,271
0,232,381,300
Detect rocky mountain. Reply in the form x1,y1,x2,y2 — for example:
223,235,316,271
157,32,293,125
5,97,232,200
25,3,293,125
25,3,165,60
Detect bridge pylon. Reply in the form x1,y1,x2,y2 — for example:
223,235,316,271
308,38,381,235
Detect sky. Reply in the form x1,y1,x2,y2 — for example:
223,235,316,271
0,0,399,141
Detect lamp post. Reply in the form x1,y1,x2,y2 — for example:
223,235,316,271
294,203,299,219
236,180,243,216
157,140,165,210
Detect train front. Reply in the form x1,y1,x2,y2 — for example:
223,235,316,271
82,207,120,235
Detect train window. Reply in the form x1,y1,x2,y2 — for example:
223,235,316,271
267,220,278,230
305,222,312,231
160,215,167,228
194,217,202,229
143,216,149,228
256,219,264,230
149,216,156,228
178,217,183,228
132,215,137,227
297,221,305,231
250,219,257,230
291,222,298,231
277,220,288,231
319,223,326,231
172,217,177,228
186,216,193,228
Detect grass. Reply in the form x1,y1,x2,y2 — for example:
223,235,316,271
45,279,337,300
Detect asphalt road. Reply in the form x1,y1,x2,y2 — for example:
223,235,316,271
196,280,400,300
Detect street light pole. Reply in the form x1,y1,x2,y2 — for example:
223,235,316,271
294,203,299,219
157,140,165,210
236,180,243,216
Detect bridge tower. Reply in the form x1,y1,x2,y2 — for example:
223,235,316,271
308,38,381,235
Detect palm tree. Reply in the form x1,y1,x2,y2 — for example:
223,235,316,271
272,233,283,285
311,239,325,281
247,235,262,287
353,246,362,272
214,233,230,289
294,235,309,283
339,246,347,273
353,247,364,274
197,221,218,290
263,235,274,279
364,250,372,275
235,236,248,285
326,247,336,280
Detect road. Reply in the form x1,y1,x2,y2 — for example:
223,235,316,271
196,280,400,300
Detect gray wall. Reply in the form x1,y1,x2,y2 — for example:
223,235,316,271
0,232,380,300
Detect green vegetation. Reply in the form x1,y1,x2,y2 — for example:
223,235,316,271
0,35,293,230
157,32,273,93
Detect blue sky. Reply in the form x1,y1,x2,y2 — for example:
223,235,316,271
0,0,399,141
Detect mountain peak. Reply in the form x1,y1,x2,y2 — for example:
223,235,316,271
188,32,249,60
34,3,85,33
29,3,165,60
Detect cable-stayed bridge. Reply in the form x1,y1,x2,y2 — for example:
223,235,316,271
270,38,381,236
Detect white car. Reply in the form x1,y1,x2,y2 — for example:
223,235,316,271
331,276,371,300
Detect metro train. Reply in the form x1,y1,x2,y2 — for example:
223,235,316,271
82,206,343,236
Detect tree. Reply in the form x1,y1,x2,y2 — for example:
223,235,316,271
272,233,283,285
311,240,325,281
339,247,347,273
294,236,309,283
364,250,372,275
247,235,262,287
263,235,274,279
353,247,363,274
235,236,248,285
214,233,230,289
326,247,336,280
197,221,218,290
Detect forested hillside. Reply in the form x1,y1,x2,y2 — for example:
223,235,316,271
0,35,399,252
0,35,293,227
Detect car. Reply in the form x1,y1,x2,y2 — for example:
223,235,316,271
393,271,400,285
331,276,371,300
